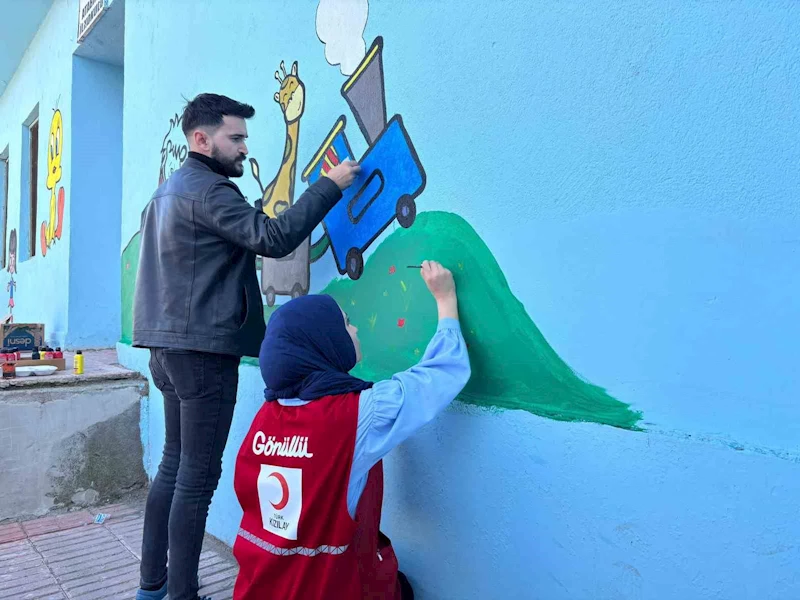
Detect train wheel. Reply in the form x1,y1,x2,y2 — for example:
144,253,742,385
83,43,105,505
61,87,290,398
266,288,276,307
346,248,364,280
396,196,416,228
291,284,304,299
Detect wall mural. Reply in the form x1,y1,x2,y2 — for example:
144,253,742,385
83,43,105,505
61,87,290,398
316,0,369,76
5,229,16,323
302,36,425,282
121,231,140,344
253,61,304,219
249,60,312,306
159,113,188,186
120,0,642,430
321,212,640,428
41,108,65,257
250,37,425,308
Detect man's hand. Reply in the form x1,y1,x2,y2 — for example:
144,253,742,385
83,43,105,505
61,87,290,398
327,160,361,191
420,260,459,320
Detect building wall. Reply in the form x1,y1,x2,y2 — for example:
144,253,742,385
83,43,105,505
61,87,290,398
0,0,78,346
67,56,123,348
0,0,124,349
118,1,800,598
0,378,147,520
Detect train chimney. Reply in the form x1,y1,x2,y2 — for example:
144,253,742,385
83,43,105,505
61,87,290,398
341,37,387,146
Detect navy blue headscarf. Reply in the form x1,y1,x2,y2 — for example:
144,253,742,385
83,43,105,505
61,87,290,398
260,294,373,401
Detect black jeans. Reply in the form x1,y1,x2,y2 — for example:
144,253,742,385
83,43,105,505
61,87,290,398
140,348,240,600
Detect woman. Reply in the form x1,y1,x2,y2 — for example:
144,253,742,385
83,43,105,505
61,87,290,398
232,260,471,599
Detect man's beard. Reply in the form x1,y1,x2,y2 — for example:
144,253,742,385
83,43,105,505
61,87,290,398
211,147,246,177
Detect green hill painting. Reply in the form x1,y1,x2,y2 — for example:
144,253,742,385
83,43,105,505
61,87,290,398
121,232,140,346
120,211,641,430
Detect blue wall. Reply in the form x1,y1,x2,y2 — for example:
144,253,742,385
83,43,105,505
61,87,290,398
0,0,124,348
0,0,78,345
68,56,123,348
119,1,800,598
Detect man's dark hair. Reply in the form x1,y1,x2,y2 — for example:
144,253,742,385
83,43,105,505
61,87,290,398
181,93,255,135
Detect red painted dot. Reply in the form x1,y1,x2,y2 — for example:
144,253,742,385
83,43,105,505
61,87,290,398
397,318,406,328
389,266,396,275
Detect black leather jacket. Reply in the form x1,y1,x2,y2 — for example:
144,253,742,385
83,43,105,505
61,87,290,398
132,156,342,357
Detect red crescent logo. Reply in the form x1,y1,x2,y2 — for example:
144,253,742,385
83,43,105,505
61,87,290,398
268,472,290,510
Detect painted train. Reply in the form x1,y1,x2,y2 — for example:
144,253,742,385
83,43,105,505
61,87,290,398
260,36,426,304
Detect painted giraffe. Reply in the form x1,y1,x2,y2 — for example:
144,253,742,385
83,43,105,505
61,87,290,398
259,61,305,218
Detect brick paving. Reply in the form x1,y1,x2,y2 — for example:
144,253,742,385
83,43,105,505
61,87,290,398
0,503,238,599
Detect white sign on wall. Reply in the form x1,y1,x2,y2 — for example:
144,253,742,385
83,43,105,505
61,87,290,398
77,0,110,43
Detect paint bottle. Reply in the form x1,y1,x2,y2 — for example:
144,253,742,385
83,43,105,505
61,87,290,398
73,350,84,375
12,348,20,361
54,347,63,359
32,347,41,360
44,347,55,360
2,361,15,378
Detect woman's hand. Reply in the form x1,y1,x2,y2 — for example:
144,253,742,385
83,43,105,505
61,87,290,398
420,260,459,320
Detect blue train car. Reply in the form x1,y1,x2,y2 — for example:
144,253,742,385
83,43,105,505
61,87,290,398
302,114,426,279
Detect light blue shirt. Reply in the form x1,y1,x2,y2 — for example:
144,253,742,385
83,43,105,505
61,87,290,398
278,318,470,517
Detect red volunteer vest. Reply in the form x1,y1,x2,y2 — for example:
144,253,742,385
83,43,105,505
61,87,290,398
232,393,401,600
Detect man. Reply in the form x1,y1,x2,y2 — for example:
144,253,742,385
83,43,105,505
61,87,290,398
133,93,359,600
